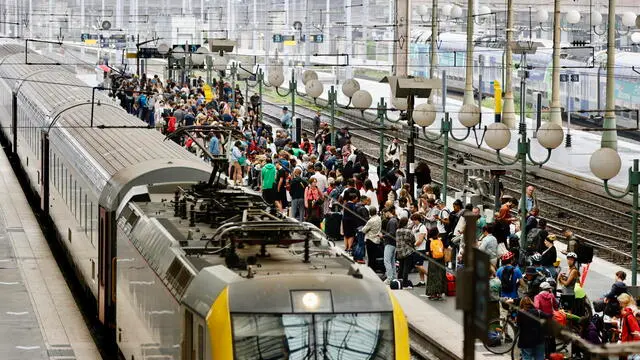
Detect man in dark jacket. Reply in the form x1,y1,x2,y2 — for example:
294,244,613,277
289,168,307,222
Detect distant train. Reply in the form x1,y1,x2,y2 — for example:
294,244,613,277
410,31,640,132
0,43,409,359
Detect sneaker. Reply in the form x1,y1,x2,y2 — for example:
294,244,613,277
415,281,425,287
404,285,413,290
383,278,391,285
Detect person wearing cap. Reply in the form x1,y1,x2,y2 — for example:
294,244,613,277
385,137,401,166
523,266,546,298
539,234,558,278
558,252,581,314
534,282,559,315
280,106,292,135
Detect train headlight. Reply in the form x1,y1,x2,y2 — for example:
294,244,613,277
291,290,333,313
590,148,622,181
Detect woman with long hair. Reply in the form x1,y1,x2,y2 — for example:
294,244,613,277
516,296,548,360
304,178,324,227
425,228,446,300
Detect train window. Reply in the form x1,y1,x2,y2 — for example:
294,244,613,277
90,203,94,245
232,313,394,359
197,325,204,360
73,181,77,217
69,174,73,209
183,311,194,360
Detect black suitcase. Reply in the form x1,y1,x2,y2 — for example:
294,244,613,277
324,212,342,241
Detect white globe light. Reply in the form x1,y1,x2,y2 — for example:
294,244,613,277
535,9,549,23
565,10,581,25
391,97,408,111
622,12,637,28
302,70,318,85
191,46,209,65
442,4,453,17
268,71,285,87
212,54,228,71
341,79,360,98
172,45,185,59
305,79,324,98
485,122,511,150
590,147,622,180
590,11,603,26
536,122,564,149
631,32,640,44
450,5,463,19
458,104,480,128
352,90,373,109
157,43,170,55
477,5,491,16
413,102,438,127
416,4,429,16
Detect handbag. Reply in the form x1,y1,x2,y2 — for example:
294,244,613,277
238,156,247,165
444,247,453,263
496,242,508,257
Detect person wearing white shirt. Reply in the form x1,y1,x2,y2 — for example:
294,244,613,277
359,179,379,210
311,168,328,193
411,213,429,287
385,137,401,165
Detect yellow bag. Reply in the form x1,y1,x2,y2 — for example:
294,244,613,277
430,238,444,259
574,283,586,299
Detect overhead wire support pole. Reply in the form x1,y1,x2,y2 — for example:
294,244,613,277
549,0,563,126
601,0,618,150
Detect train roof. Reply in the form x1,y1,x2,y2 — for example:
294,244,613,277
0,43,212,211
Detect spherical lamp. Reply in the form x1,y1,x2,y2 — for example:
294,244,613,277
485,122,511,150
305,79,324,98
416,4,429,16
157,43,170,55
413,102,437,127
622,12,637,28
450,5,463,19
631,32,640,44
535,9,549,23
268,71,285,87
477,5,491,16
342,79,360,98
391,97,408,111
536,122,564,149
302,70,318,85
212,54,228,71
442,4,453,17
458,104,480,128
352,90,373,110
590,11,603,26
566,10,581,25
590,147,622,180
191,46,209,65
172,45,185,59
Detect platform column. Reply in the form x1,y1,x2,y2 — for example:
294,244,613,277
601,0,618,150
393,0,411,77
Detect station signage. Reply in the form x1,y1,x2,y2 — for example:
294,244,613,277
273,34,295,43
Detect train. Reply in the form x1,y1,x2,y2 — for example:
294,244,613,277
0,43,409,360
410,31,640,134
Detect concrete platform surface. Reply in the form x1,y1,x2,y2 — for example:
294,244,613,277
0,150,101,360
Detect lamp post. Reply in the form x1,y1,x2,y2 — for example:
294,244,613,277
549,0,563,126
416,103,480,202
485,118,563,249
590,148,638,285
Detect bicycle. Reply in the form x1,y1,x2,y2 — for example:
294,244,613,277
483,309,519,354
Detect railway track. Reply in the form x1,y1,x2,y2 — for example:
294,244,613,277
258,91,634,266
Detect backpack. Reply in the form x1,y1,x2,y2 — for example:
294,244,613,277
500,266,515,293
430,238,444,259
591,313,605,343
443,209,459,235
526,228,543,253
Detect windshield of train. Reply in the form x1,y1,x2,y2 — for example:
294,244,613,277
232,312,395,359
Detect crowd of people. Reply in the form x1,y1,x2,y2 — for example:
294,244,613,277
107,72,640,359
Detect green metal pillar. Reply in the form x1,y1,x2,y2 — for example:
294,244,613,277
441,115,450,202
329,86,336,147
378,98,386,181
632,160,639,285
258,70,264,123
290,69,296,138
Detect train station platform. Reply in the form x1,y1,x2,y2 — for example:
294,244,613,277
0,150,101,359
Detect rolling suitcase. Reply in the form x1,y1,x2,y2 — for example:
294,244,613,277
323,211,342,241
446,272,456,296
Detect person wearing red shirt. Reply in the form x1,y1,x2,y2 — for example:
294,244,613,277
618,293,640,343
